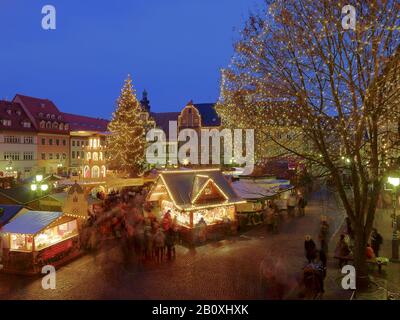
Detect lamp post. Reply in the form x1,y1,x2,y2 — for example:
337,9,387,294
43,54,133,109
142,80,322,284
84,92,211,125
388,176,400,261
30,174,49,195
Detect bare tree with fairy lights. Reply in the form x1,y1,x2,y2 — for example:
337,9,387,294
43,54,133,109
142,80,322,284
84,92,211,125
216,0,400,287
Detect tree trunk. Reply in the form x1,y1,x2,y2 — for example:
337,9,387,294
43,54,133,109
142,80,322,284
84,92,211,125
353,228,369,290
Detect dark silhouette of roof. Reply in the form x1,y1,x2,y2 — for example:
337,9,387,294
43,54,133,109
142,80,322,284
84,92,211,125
193,103,220,127
150,112,180,138
62,112,109,132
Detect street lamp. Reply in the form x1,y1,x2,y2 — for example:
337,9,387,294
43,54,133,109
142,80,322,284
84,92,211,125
387,176,400,261
31,174,48,195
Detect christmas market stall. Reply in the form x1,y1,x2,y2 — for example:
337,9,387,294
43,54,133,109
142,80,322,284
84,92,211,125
146,169,244,244
232,178,294,227
1,211,80,274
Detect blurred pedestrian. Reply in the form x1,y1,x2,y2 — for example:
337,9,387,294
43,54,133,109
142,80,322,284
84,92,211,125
153,228,166,263
304,235,317,263
335,234,351,268
298,196,307,216
319,216,329,253
287,193,297,217
371,228,383,257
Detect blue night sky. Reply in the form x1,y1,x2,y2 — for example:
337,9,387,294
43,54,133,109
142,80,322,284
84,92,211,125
0,0,263,119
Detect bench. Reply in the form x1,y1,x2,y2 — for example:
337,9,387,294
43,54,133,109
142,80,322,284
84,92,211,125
333,255,388,273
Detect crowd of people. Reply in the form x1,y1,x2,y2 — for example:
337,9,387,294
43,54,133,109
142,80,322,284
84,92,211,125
81,188,180,267
263,193,308,233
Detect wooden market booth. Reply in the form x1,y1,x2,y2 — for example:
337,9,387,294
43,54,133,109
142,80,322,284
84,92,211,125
1,211,80,274
146,169,244,244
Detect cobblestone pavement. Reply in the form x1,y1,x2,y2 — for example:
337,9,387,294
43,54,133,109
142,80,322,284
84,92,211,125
0,187,353,300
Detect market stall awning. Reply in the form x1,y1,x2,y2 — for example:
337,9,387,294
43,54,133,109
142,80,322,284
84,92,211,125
0,205,27,227
2,211,63,235
232,179,293,201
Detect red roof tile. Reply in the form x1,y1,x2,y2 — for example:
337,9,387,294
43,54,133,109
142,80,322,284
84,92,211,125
0,100,36,132
61,112,109,132
13,94,70,134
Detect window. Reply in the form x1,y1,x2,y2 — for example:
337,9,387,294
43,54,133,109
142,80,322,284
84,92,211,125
24,136,33,144
23,152,34,160
49,153,53,160
64,124,69,130
22,122,31,128
4,136,20,144
92,152,98,161
56,153,60,160
16,110,21,116
2,120,11,126
41,153,46,160
87,152,91,160
62,153,66,160
72,140,76,147
72,151,75,159
4,152,20,161
59,123,64,130
62,139,66,146
81,151,84,159
51,114,55,120
52,122,58,129
40,121,45,128
49,139,53,145
56,139,59,146
39,113,44,118
41,138,46,145
6,109,11,115
46,121,51,129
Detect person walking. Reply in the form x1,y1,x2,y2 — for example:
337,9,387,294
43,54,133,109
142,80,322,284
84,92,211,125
304,235,317,263
334,234,351,268
287,193,297,217
265,204,275,232
371,228,383,257
153,228,166,263
319,216,330,253
298,196,307,216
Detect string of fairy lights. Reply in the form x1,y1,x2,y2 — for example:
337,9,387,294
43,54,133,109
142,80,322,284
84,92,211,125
107,75,151,176
215,0,400,178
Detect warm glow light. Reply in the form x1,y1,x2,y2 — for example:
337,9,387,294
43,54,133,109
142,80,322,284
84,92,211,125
41,184,49,191
35,175,43,182
30,184,37,191
388,177,400,187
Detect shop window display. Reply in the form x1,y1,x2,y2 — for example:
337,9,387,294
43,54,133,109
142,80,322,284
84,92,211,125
34,220,78,251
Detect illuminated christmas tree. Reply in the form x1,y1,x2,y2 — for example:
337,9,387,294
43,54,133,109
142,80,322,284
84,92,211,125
107,75,149,177
216,0,400,287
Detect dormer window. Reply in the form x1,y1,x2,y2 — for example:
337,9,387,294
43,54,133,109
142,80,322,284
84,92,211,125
6,109,12,115
64,124,69,130
58,115,62,121
16,110,21,116
2,119,11,126
51,114,55,120
22,122,31,128
40,121,45,128
52,122,58,129
46,121,51,129
59,123,64,130
46,114,50,119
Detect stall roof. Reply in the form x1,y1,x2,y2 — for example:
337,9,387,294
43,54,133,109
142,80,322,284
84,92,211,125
232,179,293,201
158,169,243,209
0,205,26,227
2,211,63,235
